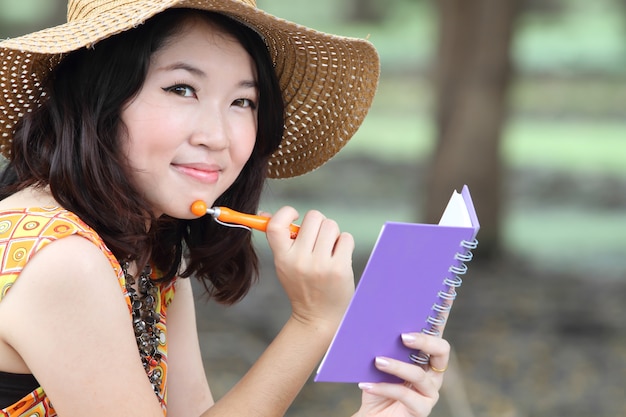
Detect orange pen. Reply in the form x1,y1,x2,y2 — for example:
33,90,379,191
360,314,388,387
191,200,300,239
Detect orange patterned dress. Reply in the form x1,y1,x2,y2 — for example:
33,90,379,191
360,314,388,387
0,207,175,416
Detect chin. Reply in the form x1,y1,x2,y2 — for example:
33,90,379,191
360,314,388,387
163,210,196,220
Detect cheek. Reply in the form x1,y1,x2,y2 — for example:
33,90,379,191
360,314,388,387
123,117,179,166
232,121,258,166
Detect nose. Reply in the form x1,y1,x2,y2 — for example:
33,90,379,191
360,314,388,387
189,109,229,150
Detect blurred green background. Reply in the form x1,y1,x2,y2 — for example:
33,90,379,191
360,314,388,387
256,0,626,278
2,0,623,273
2,1,625,416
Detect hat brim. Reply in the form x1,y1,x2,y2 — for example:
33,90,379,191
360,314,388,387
0,0,379,178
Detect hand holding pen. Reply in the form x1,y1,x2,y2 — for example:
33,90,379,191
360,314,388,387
191,200,300,239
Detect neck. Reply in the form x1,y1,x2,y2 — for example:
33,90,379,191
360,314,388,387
0,185,58,210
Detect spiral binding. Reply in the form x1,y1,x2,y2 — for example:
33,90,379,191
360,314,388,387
409,238,478,366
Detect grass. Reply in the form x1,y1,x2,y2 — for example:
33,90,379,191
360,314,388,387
342,76,626,177
505,207,626,277
503,119,626,176
514,0,626,74
349,111,626,177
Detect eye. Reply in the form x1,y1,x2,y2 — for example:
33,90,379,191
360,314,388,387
232,98,257,109
163,84,197,98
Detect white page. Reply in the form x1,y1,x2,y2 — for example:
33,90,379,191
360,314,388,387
438,190,472,227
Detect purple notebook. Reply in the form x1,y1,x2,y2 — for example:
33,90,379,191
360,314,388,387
315,185,480,383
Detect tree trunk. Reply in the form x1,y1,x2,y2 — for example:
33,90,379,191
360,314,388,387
424,0,522,258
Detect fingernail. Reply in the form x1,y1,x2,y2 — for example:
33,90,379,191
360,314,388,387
358,382,374,391
401,333,417,343
375,357,390,368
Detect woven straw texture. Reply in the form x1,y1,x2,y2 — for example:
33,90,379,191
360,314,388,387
0,0,379,178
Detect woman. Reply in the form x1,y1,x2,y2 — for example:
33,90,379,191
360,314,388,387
0,1,450,416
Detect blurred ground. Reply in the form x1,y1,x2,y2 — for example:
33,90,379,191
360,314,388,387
193,157,626,417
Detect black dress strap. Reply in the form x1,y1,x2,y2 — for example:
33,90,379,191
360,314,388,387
0,371,40,409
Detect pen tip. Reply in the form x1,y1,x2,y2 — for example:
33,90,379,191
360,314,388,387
190,200,208,216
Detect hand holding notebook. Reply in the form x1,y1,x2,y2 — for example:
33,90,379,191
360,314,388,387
315,185,480,383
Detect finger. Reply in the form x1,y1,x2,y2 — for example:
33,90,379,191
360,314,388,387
310,220,354,281
360,357,439,416
266,206,300,250
293,210,326,251
257,210,271,218
332,231,355,259
402,333,451,376
304,214,354,260
359,380,435,417
311,217,340,255
373,356,440,399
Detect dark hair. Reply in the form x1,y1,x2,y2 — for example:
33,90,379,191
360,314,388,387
0,9,284,304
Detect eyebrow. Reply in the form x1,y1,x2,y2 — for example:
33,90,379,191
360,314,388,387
158,62,258,89
159,62,207,77
238,80,259,90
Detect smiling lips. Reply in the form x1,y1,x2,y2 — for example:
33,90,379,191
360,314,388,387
173,163,221,183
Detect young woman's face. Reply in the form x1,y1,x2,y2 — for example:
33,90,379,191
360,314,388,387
121,19,259,219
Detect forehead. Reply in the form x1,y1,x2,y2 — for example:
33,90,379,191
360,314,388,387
150,16,254,69
158,14,244,55
145,15,258,86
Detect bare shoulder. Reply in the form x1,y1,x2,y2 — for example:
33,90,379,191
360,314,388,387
0,236,164,416
0,235,122,369
7,234,120,301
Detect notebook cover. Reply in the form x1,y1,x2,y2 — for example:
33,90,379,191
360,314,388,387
315,186,479,383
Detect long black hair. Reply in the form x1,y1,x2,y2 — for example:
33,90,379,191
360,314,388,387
0,9,285,304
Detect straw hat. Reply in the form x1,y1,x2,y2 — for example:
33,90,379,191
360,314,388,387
0,0,379,179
